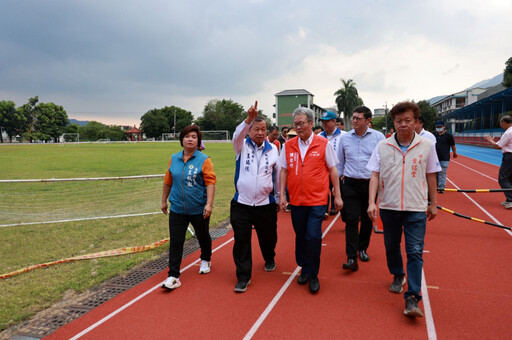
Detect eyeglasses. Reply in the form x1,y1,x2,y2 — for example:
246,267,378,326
293,121,309,128
351,116,366,121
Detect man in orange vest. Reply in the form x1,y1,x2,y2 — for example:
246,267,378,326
279,107,343,294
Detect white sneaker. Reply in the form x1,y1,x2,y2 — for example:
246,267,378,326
505,201,512,209
162,276,181,290
199,260,211,274
501,201,508,206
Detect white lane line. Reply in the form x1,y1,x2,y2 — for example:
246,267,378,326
421,269,437,340
451,160,498,182
243,213,340,340
446,178,511,236
70,237,235,340
422,162,512,339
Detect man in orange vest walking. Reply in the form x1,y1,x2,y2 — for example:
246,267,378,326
279,107,343,294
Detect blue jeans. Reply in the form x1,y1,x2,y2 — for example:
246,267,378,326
380,209,426,301
436,160,450,190
290,205,326,278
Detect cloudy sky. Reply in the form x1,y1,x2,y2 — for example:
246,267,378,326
1,0,511,126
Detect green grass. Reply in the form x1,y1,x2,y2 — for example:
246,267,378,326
0,141,235,331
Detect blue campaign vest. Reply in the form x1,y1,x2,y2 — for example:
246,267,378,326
169,150,208,215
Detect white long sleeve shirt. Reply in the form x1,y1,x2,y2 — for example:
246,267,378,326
232,121,281,206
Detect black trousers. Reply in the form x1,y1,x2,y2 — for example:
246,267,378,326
499,153,512,202
168,211,212,278
230,200,278,282
342,178,373,260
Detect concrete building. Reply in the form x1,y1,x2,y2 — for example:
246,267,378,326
432,88,488,117
274,89,327,128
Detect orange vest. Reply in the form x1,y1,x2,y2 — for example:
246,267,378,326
285,135,329,206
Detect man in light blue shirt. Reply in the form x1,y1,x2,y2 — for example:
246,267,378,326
319,111,346,216
337,106,385,271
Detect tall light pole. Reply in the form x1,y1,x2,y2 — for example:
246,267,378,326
384,101,388,132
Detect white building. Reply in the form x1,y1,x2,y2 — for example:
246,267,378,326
432,87,488,117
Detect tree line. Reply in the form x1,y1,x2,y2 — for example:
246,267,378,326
9,58,510,143
140,99,270,140
0,96,129,143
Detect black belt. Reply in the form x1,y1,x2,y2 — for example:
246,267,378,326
345,177,370,183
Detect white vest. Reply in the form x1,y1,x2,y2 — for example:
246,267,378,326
377,135,434,212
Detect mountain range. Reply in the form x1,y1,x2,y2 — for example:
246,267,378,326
427,73,503,105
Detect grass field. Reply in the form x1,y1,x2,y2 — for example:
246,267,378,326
0,141,235,331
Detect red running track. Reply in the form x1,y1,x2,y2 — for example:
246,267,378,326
46,155,512,340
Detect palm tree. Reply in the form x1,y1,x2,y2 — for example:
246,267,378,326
334,79,363,118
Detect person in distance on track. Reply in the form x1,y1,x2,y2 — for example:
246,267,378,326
161,125,217,290
485,115,512,209
367,101,441,318
277,126,289,147
266,125,281,153
319,111,346,218
414,116,437,145
230,101,281,293
279,107,343,294
433,120,457,194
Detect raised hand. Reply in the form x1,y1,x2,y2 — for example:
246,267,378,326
246,100,258,124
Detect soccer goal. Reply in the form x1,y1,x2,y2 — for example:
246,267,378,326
201,130,230,141
60,133,79,143
0,175,164,227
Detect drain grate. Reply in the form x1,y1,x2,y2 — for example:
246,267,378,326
5,223,231,339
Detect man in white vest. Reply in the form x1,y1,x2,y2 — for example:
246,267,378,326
367,101,441,318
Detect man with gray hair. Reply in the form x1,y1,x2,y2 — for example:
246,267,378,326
279,107,343,294
231,101,280,293
485,115,512,208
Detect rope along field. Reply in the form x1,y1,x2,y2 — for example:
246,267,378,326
0,142,235,333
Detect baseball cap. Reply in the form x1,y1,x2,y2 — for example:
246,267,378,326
435,120,445,127
320,111,337,121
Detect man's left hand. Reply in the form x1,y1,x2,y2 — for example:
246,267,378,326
427,205,437,220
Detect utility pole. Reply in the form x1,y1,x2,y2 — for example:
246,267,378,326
384,101,388,132
173,111,176,138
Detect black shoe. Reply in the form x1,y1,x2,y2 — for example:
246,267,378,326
329,209,337,215
297,272,309,285
359,250,369,262
437,189,444,194
342,258,359,271
234,280,251,293
404,296,423,317
390,275,406,294
264,261,276,272
309,277,320,293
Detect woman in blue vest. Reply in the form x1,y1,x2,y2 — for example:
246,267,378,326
160,125,217,290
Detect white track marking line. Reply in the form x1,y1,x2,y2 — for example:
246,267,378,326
451,160,498,182
446,178,511,236
69,237,234,340
421,161,512,339
421,269,437,340
243,213,340,339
